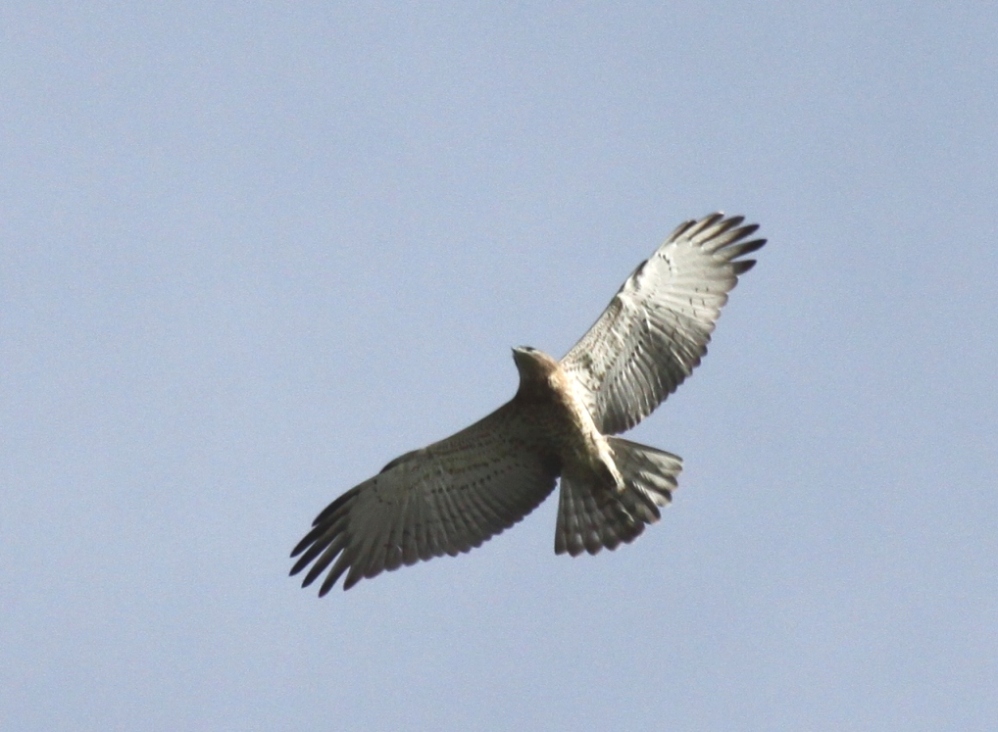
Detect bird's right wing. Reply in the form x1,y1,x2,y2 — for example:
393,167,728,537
561,213,765,434
290,403,560,594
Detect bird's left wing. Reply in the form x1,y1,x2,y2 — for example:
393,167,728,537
290,402,560,594
561,213,765,434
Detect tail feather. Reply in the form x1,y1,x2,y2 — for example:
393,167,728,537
554,438,682,556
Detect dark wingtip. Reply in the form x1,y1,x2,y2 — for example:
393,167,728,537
728,238,766,275
738,237,767,256
312,487,360,526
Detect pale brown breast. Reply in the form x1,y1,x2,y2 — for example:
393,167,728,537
512,349,614,481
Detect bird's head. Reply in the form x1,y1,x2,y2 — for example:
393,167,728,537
511,346,559,385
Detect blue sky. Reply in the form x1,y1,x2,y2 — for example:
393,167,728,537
2,3,995,730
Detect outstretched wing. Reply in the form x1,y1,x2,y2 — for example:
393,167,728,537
561,213,765,434
290,403,560,594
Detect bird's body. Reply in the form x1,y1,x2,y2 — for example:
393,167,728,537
291,213,765,594
512,347,620,491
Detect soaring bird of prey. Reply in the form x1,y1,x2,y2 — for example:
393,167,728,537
291,212,765,594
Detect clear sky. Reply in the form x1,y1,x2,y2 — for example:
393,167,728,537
2,3,995,730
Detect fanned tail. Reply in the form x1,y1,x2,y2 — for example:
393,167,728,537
554,437,682,556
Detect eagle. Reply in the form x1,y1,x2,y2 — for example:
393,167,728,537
291,212,765,594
